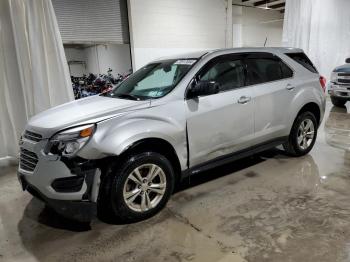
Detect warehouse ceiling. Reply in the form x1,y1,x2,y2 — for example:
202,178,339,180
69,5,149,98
238,0,286,13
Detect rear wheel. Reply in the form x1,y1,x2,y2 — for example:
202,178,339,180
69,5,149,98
283,111,318,156
98,152,175,223
331,96,346,107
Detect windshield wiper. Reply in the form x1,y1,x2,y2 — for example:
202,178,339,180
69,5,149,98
114,93,141,101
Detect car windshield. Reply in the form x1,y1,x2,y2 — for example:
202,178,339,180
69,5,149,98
102,59,197,100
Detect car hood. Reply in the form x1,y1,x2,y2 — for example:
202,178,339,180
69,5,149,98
334,64,350,72
27,95,150,137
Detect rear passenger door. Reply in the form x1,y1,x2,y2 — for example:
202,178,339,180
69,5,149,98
245,53,295,143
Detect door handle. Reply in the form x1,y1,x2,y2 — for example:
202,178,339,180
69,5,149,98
286,84,295,91
238,96,251,104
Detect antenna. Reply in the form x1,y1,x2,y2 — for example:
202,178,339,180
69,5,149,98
264,37,268,47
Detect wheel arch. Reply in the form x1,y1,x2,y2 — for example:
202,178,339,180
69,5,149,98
296,102,321,126
118,137,183,183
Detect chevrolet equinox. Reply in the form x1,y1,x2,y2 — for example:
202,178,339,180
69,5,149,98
18,48,326,222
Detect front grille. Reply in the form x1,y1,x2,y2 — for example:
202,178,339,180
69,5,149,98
337,78,350,84
20,148,39,172
23,130,42,142
338,73,350,77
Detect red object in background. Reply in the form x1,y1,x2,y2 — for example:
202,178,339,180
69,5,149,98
319,76,326,92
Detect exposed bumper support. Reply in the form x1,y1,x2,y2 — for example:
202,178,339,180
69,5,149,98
19,174,97,222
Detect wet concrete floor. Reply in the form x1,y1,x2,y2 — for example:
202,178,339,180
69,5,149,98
1,100,350,262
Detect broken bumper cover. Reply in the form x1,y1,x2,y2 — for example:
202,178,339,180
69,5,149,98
18,134,102,222
18,173,97,222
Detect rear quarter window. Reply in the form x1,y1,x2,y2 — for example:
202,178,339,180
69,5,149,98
280,61,293,78
286,53,318,73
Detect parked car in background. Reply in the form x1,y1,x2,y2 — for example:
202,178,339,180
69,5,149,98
18,48,326,223
329,58,350,107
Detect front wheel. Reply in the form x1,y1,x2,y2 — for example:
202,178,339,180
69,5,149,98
283,111,318,157
98,152,175,223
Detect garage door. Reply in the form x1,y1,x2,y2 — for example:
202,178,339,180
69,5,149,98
52,0,129,44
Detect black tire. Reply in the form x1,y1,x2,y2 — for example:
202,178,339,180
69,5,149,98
331,96,346,107
283,111,318,157
98,152,175,223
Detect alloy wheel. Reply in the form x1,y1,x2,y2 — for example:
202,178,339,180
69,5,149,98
123,164,167,212
297,119,315,150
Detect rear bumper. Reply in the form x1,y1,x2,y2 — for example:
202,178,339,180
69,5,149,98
19,174,97,222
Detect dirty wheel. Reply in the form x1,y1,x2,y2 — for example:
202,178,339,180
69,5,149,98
98,152,174,223
283,111,318,157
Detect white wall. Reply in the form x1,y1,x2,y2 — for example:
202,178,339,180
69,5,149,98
232,6,283,48
84,46,99,74
93,44,131,75
64,44,131,76
64,48,86,61
128,0,228,70
64,48,86,76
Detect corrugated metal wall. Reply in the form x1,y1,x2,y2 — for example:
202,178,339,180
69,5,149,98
52,0,129,44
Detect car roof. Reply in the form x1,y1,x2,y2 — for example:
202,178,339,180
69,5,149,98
215,47,304,54
155,47,303,61
157,51,210,60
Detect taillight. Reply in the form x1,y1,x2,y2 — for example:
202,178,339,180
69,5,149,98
319,76,326,92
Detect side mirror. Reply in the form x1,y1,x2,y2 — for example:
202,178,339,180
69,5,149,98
187,80,220,99
346,58,350,63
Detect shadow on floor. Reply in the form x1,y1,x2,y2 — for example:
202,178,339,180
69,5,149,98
17,148,286,233
19,198,92,232
176,148,285,193
15,148,323,261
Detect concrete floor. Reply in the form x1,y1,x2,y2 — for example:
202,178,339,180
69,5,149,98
1,100,350,262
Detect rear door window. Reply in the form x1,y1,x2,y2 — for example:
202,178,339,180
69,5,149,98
286,52,318,73
245,53,293,85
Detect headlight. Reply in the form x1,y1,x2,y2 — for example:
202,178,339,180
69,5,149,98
331,71,337,83
48,124,95,157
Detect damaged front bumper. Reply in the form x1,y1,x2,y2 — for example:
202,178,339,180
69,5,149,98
18,174,98,222
18,137,101,222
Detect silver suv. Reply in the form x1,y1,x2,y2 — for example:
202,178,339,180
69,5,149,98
329,58,350,107
18,48,326,222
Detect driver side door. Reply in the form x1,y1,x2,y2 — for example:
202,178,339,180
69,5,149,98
186,54,255,167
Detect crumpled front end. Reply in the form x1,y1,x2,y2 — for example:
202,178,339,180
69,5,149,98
17,130,101,222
